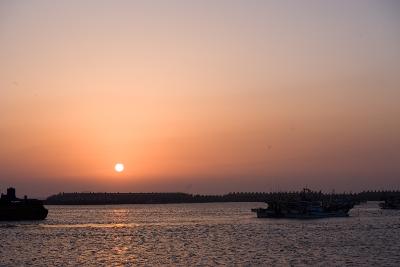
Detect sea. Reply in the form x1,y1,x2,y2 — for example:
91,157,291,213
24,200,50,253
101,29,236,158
0,202,399,266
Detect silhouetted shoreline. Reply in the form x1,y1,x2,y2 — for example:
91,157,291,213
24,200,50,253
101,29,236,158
45,190,400,205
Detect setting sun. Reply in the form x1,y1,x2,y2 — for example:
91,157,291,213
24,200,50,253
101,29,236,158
114,163,124,173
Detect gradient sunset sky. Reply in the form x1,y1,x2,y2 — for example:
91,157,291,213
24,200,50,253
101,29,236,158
1,1,399,197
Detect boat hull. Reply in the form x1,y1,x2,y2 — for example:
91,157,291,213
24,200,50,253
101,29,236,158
253,208,350,219
380,203,400,210
0,204,48,221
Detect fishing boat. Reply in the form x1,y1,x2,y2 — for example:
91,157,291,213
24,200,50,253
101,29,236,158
0,188,48,221
380,196,400,210
252,189,354,219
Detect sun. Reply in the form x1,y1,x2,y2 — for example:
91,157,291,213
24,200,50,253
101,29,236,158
114,163,124,173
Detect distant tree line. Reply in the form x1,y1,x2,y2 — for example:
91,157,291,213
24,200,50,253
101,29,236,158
45,190,400,205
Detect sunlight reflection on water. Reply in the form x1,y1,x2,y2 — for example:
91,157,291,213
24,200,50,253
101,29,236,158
41,223,140,228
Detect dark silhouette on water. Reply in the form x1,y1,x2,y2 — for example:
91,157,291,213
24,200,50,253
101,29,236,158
380,196,400,209
0,188,48,221
252,188,355,219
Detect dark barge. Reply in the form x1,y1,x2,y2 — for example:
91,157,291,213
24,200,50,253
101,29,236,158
0,187,48,221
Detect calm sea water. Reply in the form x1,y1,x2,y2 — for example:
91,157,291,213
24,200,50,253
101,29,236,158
0,202,399,266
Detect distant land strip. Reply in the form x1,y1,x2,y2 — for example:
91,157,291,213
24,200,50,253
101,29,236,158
45,190,400,205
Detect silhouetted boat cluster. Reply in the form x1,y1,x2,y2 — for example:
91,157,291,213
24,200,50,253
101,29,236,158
252,188,355,219
251,188,400,219
0,188,48,221
380,196,400,210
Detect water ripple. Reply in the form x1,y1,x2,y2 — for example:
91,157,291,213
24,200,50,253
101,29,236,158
0,202,399,266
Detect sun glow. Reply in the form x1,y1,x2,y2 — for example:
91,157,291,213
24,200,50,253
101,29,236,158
114,163,124,173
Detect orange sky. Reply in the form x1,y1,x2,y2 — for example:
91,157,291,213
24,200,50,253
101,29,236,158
1,1,400,196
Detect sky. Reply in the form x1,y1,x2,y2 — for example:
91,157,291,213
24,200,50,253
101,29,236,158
1,0,400,197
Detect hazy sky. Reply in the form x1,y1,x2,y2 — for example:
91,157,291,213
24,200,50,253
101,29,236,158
1,0,399,197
